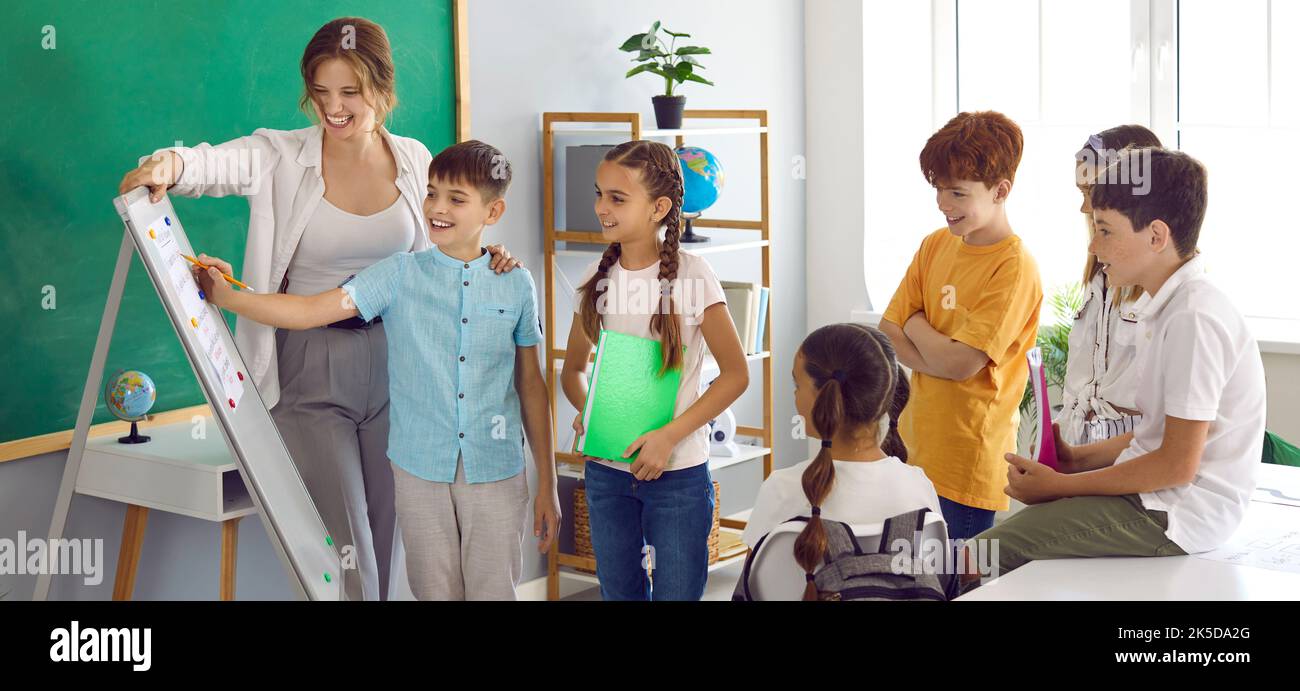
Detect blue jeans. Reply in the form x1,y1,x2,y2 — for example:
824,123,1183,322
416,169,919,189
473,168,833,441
938,496,995,542
583,460,715,601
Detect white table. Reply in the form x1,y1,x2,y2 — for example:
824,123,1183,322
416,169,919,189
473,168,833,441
77,416,256,600
959,464,1300,601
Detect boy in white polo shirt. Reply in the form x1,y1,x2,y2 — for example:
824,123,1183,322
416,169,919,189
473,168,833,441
966,147,1267,579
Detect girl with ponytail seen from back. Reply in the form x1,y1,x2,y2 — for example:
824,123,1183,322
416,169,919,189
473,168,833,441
740,323,943,601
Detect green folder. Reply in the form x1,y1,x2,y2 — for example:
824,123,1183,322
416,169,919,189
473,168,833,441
578,329,683,462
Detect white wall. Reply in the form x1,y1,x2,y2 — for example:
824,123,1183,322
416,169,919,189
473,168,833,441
804,0,866,332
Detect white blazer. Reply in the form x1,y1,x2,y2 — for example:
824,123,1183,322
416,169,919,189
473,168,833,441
145,125,433,409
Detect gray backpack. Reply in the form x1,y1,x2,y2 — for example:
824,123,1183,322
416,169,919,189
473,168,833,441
734,508,954,601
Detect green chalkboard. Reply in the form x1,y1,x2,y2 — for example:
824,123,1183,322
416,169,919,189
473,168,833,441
1,0,459,445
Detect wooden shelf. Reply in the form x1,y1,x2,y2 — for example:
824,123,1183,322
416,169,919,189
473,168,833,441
553,227,770,258
544,112,769,139
75,416,258,523
550,125,769,137
542,109,774,601
703,350,771,376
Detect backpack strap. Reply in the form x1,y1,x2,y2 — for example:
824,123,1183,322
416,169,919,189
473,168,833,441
822,519,863,565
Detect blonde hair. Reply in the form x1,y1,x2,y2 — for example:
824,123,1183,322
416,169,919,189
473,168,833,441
299,17,398,129
1077,125,1161,307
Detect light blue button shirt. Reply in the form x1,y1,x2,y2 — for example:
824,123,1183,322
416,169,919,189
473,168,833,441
342,247,542,483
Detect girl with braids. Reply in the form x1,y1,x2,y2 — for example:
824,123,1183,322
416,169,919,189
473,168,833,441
740,324,941,600
560,140,749,601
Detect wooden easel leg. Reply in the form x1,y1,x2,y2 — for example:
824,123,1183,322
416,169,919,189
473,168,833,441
112,504,149,601
220,517,241,601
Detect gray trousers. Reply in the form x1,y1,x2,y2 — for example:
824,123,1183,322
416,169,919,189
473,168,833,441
272,325,400,601
391,456,529,601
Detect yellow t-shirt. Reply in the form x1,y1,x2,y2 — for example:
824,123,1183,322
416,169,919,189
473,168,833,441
882,228,1042,511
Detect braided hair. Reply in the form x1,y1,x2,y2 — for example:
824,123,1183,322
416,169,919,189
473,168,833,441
792,323,910,600
577,140,686,374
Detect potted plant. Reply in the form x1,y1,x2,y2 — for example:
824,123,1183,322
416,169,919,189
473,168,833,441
619,21,714,129
1016,282,1085,458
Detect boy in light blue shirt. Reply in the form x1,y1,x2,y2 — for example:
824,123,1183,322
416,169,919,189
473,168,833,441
196,140,560,600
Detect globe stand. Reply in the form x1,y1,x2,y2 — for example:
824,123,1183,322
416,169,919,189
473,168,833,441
117,420,151,444
679,216,710,243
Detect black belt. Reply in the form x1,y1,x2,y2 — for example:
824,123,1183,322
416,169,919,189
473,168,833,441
327,315,382,330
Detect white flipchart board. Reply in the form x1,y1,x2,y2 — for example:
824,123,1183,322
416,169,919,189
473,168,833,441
111,188,342,600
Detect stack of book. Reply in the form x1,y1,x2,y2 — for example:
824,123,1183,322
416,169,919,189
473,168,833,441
720,281,770,355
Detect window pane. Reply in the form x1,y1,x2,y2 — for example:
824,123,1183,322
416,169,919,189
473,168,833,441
1179,126,1300,320
1273,0,1300,127
958,0,1039,122
1177,1,1297,320
955,0,1141,324
1041,0,1134,125
1179,0,1269,127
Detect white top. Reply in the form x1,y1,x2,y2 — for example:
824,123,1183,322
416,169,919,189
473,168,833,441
1115,254,1267,554
145,125,433,408
1061,271,1142,444
574,249,726,472
741,456,943,547
284,196,416,297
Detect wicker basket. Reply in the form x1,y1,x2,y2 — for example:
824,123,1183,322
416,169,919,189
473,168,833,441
573,479,722,575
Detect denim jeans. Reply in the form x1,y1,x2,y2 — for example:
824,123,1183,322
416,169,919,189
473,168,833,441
938,496,996,541
583,460,715,601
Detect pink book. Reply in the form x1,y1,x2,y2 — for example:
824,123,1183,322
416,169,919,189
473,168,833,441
1026,347,1060,470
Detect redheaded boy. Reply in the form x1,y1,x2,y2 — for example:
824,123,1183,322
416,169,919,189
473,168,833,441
880,111,1043,541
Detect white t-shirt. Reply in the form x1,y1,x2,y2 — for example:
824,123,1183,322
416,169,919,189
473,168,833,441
285,196,416,297
1061,271,1143,444
741,456,943,547
574,249,726,472
1115,255,1267,554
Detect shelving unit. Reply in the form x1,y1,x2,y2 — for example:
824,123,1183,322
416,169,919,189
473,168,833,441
541,110,774,600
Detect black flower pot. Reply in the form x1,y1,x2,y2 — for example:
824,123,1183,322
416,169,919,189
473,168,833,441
652,95,686,130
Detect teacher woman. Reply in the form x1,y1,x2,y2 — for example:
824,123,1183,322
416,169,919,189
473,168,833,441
117,17,520,601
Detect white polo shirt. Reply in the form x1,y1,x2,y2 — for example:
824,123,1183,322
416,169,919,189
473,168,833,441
1114,254,1267,554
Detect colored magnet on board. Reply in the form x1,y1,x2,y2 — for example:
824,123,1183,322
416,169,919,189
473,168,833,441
190,317,198,327
164,217,171,225
236,371,244,381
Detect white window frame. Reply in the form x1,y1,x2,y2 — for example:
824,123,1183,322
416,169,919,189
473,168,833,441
919,0,1300,350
